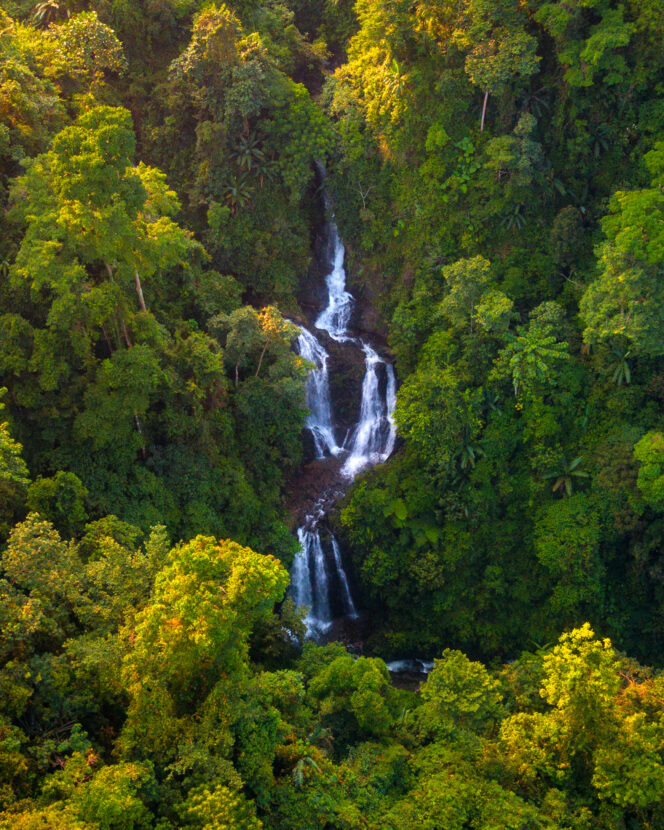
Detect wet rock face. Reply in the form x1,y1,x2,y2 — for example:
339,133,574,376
347,268,390,343
301,427,318,468
285,456,346,528
325,337,366,436
298,253,329,320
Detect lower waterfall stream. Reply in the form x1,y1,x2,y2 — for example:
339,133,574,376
290,217,396,638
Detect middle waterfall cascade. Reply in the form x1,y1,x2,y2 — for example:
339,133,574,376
290,217,396,637
342,343,397,480
296,327,340,459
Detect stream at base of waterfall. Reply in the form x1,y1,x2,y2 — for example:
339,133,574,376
290,220,397,639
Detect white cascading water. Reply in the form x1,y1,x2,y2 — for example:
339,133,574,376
290,216,396,637
331,536,358,619
342,344,397,479
315,224,354,341
294,526,331,632
296,327,340,458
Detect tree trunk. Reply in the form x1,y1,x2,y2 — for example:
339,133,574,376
101,323,114,355
121,316,132,349
112,316,122,351
135,271,147,312
255,340,269,378
134,415,147,459
480,90,489,132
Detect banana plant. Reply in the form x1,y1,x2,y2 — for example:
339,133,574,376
223,175,253,213
501,203,527,231
292,756,320,788
608,344,631,386
232,132,266,173
32,0,69,26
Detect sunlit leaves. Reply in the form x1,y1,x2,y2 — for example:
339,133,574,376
0,390,28,490
492,302,569,398
120,535,289,763
419,649,503,737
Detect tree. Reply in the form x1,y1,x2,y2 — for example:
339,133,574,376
451,0,540,130
308,655,397,741
1,514,85,656
40,754,154,830
438,255,514,336
534,495,604,619
581,144,664,356
418,649,503,737
535,0,634,89
179,782,262,830
45,12,128,95
120,535,289,767
0,17,65,197
395,364,484,476
0,389,29,491
438,256,490,333
492,302,569,397
498,624,645,806
26,471,87,539
10,105,202,357
634,431,664,510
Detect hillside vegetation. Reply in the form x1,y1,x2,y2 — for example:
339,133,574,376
2,0,664,826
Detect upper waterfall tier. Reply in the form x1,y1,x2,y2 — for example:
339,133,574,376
315,223,354,341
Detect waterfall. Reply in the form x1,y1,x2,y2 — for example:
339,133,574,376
291,526,332,636
296,327,340,458
291,216,397,638
341,343,396,479
315,223,353,341
331,536,358,619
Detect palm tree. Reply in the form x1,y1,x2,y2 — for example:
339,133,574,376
483,389,501,415
540,165,567,202
458,444,480,470
308,724,333,752
544,455,589,497
254,158,275,189
568,180,590,219
454,433,484,471
590,124,610,159
518,87,550,118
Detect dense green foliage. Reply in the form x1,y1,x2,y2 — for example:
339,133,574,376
3,0,664,825
330,0,664,664
4,512,664,827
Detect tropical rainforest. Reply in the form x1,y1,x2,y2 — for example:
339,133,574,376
2,0,664,826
